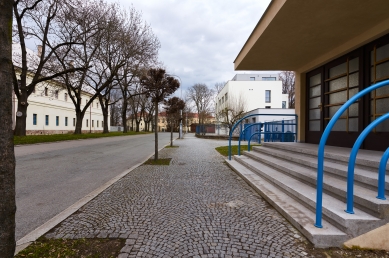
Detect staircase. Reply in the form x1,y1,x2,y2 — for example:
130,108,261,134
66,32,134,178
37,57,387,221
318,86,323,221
226,142,389,248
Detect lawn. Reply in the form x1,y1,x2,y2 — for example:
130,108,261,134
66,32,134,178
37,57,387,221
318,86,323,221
15,237,125,258
14,131,151,145
215,144,261,157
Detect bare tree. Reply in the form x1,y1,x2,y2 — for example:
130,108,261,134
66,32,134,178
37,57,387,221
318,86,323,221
164,97,185,146
0,0,16,256
54,0,130,134
214,81,225,94
187,83,214,125
279,71,295,108
12,0,86,136
219,93,247,134
141,68,180,160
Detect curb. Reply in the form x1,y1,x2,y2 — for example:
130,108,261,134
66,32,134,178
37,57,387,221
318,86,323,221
15,137,179,255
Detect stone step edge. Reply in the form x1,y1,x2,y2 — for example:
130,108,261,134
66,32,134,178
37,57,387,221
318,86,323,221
225,159,347,248
251,147,389,189
244,150,389,215
258,143,388,170
234,155,383,237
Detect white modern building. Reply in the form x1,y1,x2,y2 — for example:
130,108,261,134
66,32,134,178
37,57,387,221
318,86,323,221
12,44,107,135
216,73,289,115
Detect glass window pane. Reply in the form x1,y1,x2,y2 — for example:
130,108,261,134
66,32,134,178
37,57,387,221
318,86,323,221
329,76,347,92
309,120,320,131
349,72,359,87
375,85,389,97
376,117,389,132
310,85,321,97
376,43,389,62
330,62,346,78
332,118,346,131
349,103,359,117
309,96,321,109
310,73,321,86
349,118,358,132
349,88,359,99
329,90,347,104
376,98,389,114
329,105,346,118
309,109,320,120
375,61,389,81
349,58,359,73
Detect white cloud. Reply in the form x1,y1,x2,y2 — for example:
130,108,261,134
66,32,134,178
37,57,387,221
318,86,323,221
108,0,274,92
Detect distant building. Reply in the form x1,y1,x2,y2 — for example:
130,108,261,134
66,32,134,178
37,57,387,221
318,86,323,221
216,73,289,115
12,44,106,135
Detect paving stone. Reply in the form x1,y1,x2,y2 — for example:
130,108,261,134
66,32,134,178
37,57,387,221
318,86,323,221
45,136,311,257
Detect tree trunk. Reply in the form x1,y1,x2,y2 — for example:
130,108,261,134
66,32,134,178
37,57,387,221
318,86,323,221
170,122,173,147
13,93,28,136
121,101,128,133
0,1,17,255
102,107,109,134
135,121,140,132
74,111,84,134
154,100,158,161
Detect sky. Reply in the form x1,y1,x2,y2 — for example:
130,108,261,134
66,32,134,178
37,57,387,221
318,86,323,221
108,0,275,94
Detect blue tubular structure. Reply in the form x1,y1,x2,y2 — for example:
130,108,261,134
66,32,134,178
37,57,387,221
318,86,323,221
248,132,261,151
315,79,389,228
346,113,389,213
378,148,389,200
228,114,298,160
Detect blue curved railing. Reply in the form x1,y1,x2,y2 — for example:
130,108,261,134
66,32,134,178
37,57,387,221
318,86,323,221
228,114,298,160
315,79,389,228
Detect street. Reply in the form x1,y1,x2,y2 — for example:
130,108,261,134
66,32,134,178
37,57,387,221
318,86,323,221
15,132,177,241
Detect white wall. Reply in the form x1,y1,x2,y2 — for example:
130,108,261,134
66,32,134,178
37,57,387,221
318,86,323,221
216,80,284,114
13,75,107,134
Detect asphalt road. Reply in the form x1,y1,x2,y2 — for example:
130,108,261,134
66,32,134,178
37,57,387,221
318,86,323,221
15,132,177,241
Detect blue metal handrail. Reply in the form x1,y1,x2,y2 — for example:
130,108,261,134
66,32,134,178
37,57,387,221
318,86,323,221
315,79,389,228
228,113,298,160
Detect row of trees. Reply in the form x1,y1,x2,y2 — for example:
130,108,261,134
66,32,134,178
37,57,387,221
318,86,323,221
12,0,160,136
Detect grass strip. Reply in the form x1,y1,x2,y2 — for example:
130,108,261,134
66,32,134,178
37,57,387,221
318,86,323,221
15,237,125,258
215,144,261,157
14,131,151,145
143,158,172,165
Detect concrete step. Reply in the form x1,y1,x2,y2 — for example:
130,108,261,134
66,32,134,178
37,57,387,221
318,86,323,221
234,155,384,238
243,150,389,218
260,142,389,171
248,147,389,197
225,158,348,248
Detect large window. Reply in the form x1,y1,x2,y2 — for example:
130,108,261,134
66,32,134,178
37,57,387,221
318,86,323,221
262,77,276,81
282,101,286,109
45,115,49,125
65,117,68,126
265,90,271,103
250,77,255,81
56,116,59,126
33,114,37,125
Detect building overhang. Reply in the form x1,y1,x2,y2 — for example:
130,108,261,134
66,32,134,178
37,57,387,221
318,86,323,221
234,0,389,73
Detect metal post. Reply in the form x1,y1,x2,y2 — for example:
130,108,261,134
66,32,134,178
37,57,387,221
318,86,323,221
179,110,182,139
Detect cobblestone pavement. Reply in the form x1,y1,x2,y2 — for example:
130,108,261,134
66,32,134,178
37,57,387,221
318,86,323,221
46,135,310,257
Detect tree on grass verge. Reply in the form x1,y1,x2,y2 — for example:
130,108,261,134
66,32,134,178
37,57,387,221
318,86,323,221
164,97,185,146
0,0,16,256
141,68,180,160
187,83,214,126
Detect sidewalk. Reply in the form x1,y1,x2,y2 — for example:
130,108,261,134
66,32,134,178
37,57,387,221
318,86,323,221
45,135,309,257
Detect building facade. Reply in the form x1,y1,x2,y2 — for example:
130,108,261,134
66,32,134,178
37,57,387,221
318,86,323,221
12,45,107,134
216,74,289,117
234,0,389,151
